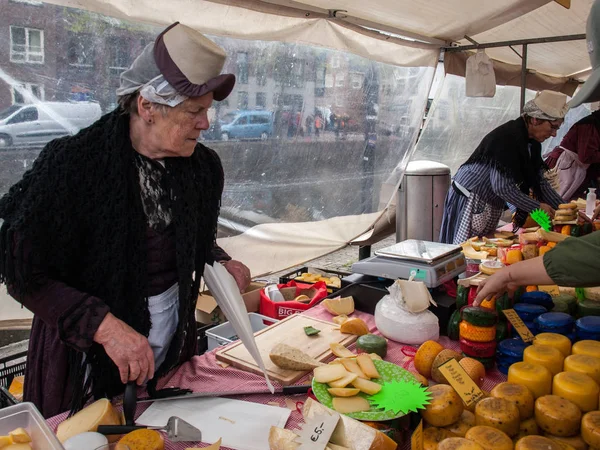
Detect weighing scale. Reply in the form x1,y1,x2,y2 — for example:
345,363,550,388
351,239,466,288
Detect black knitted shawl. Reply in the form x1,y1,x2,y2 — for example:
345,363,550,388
463,116,546,228
0,108,223,411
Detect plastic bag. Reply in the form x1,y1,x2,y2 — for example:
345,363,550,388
465,50,496,98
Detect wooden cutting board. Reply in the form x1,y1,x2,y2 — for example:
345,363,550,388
215,314,358,385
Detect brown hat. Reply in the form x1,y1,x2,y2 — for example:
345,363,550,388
154,22,235,101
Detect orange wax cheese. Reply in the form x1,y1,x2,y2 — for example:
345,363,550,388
443,410,475,437
564,354,600,385
572,340,600,359
420,384,464,427
534,333,572,358
553,371,600,412
474,397,520,437
414,340,445,379
534,395,581,437
438,437,485,450
523,344,564,376
423,427,457,450
465,426,513,450
118,429,165,450
544,433,589,450
490,381,534,420
515,435,564,450
507,361,552,399
459,322,496,343
582,411,600,448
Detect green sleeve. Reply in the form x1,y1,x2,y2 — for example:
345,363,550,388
543,231,600,287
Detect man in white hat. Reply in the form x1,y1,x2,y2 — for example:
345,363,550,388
0,22,250,416
440,90,568,244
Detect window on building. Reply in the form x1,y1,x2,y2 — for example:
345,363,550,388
68,32,95,68
256,63,267,87
238,91,249,109
325,73,334,88
315,62,326,97
336,73,345,88
256,92,266,109
351,72,364,89
237,52,249,84
331,55,341,69
290,60,305,88
11,83,45,104
108,37,130,72
10,26,44,63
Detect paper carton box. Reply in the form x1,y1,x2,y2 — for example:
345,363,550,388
195,281,265,325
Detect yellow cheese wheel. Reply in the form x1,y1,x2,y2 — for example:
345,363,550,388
582,411,600,448
474,397,520,437
564,354,600,385
515,435,565,450
507,361,552,399
534,333,572,358
421,384,465,427
118,429,165,450
523,344,565,376
515,417,539,439
465,426,513,450
459,322,496,343
443,410,475,437
463,390,489,414
572,341,600,359
431,349,463,384
56,398,122,443
415,340,445,379
534,394,581,437
459,358,486,388
438,437,485,450
553,371,600,412
423,427,457,450
544,433,589,450
490,381,534,420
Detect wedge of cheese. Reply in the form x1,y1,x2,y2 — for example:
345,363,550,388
56,398,122,443
269,343,324,371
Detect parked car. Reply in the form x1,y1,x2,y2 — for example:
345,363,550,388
0,101,102,148
219,110,273,141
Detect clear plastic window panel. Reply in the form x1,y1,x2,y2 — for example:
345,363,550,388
0,0,434,242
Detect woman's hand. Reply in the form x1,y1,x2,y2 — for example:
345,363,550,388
539,203,556,218
221,259,251,292
473,268,519,306
593,203,600,221
93,313,155,385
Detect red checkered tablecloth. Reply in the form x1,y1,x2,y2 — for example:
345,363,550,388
47,305,507,449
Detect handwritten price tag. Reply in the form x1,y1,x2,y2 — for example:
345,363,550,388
411,418,423,450
438,359,485,407
503,308,535,343
295,410,340,450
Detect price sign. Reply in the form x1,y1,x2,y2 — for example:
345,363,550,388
503,308,535,343
411,418,423,450
295,410,340,450
438,359,485,408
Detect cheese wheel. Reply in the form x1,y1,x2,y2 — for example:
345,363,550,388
517,417,539,438
414,340,445,379
459,357,486,388
553,371,600,412
465,426,513,450
535,394,581,437
118,429,164,450
564,354,600,385
523,344,565,376
582,411,600,448
573,341,600,359
534,333,572,358
515,435,565,450
508,361,552,399
490,381,534,420
421,384,464,427
443,410,475,437
474,397,520,437
431,349,463,384
56,398,122,443
459,322,496,343
460,338,497,358
438,437,485,450
423,427,457,450
544,433,589,450
463,389,489,413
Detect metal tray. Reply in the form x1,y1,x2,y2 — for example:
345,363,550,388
374,239,461,264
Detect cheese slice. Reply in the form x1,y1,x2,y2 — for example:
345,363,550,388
56,398,122,443
8,429,30,444
270,343,324,371
332,397,371,413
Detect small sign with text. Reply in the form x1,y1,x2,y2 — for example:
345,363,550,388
295,410,340,450
439,359,485,408
503,308,535,343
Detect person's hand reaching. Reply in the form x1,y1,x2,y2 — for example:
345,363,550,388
221,259,252,292
473,268,518,306
94,313,155,385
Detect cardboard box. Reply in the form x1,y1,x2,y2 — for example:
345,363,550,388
195,281,265,325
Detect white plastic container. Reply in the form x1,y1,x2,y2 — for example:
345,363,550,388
206,313,278,351
586,187,597,218
0,402,64,449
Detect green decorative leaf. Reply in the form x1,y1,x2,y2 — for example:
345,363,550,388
530,208,552,232
304,326,321,336
368,380,431,415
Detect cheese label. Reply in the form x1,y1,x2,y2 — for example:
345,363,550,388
439,359,485,407
411,418,423,450
503,308,535,342
295,409,340,450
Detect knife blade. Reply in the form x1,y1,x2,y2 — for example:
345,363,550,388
137,384,311,403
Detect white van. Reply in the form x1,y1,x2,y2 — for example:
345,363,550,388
0,101,102,148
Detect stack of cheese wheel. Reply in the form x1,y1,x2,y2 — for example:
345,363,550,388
534,312,575,341
576,316,600,341
496,338,531,375
513,303,547,336
459,307,498,369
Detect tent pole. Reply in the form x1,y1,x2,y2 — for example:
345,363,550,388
520,44,528,114
445,33,584,52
